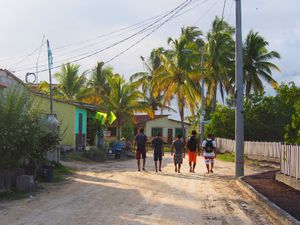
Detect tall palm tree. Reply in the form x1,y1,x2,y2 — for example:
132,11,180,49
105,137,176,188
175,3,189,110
130,48,175,117
54,63,90,101
103,75,149,139
243,30,280,97
205,17,235,111
152,26,204,141
84,61,114,104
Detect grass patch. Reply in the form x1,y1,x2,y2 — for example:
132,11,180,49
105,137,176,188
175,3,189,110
216,152,235,162
0,189,27,201
164,146,172,152
52,163,75,182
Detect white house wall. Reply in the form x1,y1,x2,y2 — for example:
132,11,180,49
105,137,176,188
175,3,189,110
144,117,191,139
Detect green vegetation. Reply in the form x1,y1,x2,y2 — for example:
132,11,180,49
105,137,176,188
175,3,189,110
206,82,300,142
52,163,75,183
216,152,235,162
34,16,290,144
0,86,60,170
0,189,27,201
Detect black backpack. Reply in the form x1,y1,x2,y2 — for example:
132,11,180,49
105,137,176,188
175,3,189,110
205,139,214,153
187,136,197,151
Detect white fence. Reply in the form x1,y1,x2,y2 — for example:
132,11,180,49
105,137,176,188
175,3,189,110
216,138,281,160
216,138,300,179
281,145,300,179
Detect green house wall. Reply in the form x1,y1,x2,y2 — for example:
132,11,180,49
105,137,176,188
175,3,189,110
32,95,77,148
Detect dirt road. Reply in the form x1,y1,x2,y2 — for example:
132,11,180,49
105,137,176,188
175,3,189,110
0,154,274,225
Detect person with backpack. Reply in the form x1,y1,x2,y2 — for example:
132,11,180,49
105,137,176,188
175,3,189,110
202,134,217,173
187,130,200,173
171,134,184,173
151,132,164,172
134,128,148,171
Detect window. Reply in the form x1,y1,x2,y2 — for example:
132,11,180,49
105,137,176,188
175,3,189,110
151,127,163,137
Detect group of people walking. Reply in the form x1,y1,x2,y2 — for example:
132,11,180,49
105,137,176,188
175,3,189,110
134,128,216,174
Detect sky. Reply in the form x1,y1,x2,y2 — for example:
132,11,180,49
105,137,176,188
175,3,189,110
0,0,299,115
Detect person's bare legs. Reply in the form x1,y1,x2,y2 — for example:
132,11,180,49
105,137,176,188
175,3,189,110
154,161,158,172
189,162,192,172
210,159,214,173
142,159,146,170
206,164,210,173
178,163,181,173
174,162,177,172
159,160,162,171
137,159,141,171
192,163,196,172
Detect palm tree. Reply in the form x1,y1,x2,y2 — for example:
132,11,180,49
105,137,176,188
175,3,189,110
205,17,235,111
103,75,149,139
84,61,113,104
54,63,90,101
243,30,280,97
152,26,204,141
130,48,175,117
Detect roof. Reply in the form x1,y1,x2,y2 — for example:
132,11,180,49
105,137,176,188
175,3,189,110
0,83,7,88
168,118,191,126
134,114,169,124
0,69,25,86
31,91,106,112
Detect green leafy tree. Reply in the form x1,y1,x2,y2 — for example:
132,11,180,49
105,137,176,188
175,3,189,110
130,48,175,117
205,17,235,111
205,104,234,139
54,63,90,101
153,26,203,140
103,75,149,139
243,30,280,97
0,86,59,170
285,101,300,144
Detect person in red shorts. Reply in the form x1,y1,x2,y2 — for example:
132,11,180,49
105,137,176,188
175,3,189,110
186,130,200,173
134,128,148,171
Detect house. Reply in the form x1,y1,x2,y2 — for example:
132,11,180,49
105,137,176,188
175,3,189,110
106,114,192,144
0,69,99,151
0,69,25,88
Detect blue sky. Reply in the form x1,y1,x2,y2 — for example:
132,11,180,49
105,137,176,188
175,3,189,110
0,0,299,94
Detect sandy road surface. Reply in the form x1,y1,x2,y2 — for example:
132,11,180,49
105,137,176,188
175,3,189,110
0,154,274,225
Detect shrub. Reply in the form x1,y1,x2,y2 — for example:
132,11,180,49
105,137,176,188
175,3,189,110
83,147,107,162
0,86,60,170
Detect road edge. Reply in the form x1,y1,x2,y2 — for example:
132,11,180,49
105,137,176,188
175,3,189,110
236,177,300,225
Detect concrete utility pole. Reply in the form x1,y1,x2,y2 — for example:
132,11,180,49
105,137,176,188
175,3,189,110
200,47,205,144
235,0,244,177
47,39,53,114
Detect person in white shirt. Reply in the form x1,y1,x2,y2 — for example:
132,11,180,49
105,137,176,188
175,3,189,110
202,134,217,173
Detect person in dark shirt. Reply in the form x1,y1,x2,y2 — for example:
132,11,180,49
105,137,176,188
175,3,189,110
171,134,185,173
151,132,164,172
187,130,200,173
134,128,148,171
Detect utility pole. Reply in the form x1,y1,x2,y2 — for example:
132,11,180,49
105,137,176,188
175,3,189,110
47,39,53,114
200,47,205,144
235,0,244,177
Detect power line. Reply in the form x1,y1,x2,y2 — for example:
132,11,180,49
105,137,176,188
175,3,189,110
10,0,209,73
104,0,195,65
7,39,46,69
10,0,209,72
221,0,227,20
193,0,221,25
13,0,194,74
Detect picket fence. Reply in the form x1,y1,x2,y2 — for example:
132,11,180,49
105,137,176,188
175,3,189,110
215,138,300,179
